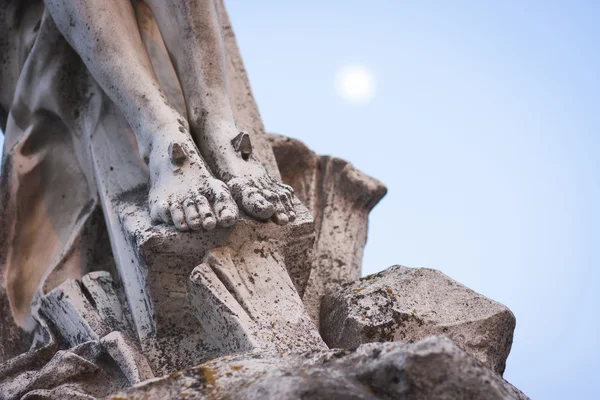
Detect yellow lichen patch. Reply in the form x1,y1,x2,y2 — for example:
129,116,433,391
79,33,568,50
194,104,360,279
196,366,217,387
350,287,365,294
170,371,182,379
230,365,243,371
386,288,393,294
179,392,190,398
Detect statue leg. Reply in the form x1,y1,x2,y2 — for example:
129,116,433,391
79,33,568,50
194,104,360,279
146,0,296,225
43,0,239,231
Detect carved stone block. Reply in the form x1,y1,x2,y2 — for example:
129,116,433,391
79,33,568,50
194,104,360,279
87,92,319,375
320,265,516,375
40,279,111,348
269,134,387,323
189,244,326,355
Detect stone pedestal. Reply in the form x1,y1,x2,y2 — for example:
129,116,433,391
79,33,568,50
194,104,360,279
87,105,321,374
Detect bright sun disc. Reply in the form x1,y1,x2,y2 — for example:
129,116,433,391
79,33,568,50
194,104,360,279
335,65,376,105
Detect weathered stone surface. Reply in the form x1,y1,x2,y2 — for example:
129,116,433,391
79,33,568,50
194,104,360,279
189,245,326,355
0,340,128,400
108,336,528,400
218,0,280,180
320,265,516,375
100,331,154,385
38,272,138,350
40,278,112,348
89,75,317,376
105,192,318,375
0,271,154,399
80,272,132,336
269,134,387,323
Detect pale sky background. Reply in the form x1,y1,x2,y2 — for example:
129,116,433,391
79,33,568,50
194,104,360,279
224,1,600,399
1,1,599,398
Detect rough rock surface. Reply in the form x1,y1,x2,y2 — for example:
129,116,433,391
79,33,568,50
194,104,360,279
108,336,528,400
320,265,516,375
0,271,154,400
0,340,128,400
269,134,387,323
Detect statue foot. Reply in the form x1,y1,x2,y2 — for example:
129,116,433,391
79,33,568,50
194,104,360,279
227,175,296,225
202,126,296,225
147,134,238,231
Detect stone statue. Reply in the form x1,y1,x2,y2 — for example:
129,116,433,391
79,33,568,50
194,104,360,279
0,1,528,399
45,0,296,230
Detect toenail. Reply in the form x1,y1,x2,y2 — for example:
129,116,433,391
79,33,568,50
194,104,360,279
203,220,216,230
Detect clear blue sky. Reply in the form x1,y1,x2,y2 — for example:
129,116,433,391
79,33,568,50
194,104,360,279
1,1,599,398
224,1,600,398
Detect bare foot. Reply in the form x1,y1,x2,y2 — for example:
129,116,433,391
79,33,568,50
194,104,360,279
198,121,296,225
147,126,238,231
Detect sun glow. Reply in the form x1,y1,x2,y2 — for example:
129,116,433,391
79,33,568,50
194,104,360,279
335,65,376,105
